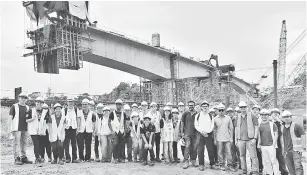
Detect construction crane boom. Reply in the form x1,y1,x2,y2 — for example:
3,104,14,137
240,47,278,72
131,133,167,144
277,20,287,89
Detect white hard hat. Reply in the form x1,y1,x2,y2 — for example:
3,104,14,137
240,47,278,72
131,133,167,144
178,102,184,106
53,103,62,109
18,92,28,98
218,103,225,110
131,111,139,117
235,107,240,111
67,96,74,102
252,105,261,110
163,106,171,111
141,101,148,106
260,109,270,115
201,100,209,106
166,102,172,106
209,108,215,113
171,108,179,113
132,103,138,108
42,103,49,109
238,101,247,107
115,99,123,104
150,102,157,107
281,110,292,117
82,98,90,104
90,100,95,105
271,108,280,114
35,97,44,102
213,105,218,109
96,103,104,108
103,106,110,111
226,107,233,112
124,104,131,110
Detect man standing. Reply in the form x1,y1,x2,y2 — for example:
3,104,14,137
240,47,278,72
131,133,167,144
77,99,96,162
252,105,263,174
195,100,215,171
181,101,198,169
147,102,162,162
109,99,129,163
271,108,288,175
280,110,305,175
227,107,240,169
235,101,259,175
63,97,80,163
124,104,133,162
214,104,234,171
94,103,104,162
9,92,33,165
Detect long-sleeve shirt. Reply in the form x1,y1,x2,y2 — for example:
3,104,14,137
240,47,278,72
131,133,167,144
195,112,214,134
214,115,233,142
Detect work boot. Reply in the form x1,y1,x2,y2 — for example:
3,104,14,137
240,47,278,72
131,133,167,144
191,160,198,167
48,158,52,162
40,158,45,163
21,157,33,164
149,161,155,166
95,157,100,162
142,161,147,166
65,159,71,163
199,165,205,171
58,160,64,165
155,158,162,163
219,165,226,171
72,159,81,163
35,158,41,164
182,161,189,169
51,159,57,164
15,157,23,165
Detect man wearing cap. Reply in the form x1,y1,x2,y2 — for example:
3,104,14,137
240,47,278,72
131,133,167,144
97,106,114,163
63,97,80,163
252,104,263,174
9,92,32,165
213,104,234,171
235,101,259,175
77,98,97,162
195,100,215,171
181,100,198,169
271,108,288,175
124,104,133,162
94,103,104,162
146,101,162,162
109,99,129,163
139,101,149,121
280,110,305,175
26,97,51,164
131,103,138,112
257,109,279,175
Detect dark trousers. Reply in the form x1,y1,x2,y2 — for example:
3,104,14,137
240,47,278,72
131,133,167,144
64,128,78,161
125,135,132,161
183,135,198,161
113,132,125,160
39,132,52,159
256,140,263,171
31,135,40,159
197,132,215,166
142,138,155,161
154,132,161,159
51,140,64,161
94,136,99,158
173,142,178,159
231,141,240,167
77,132,92,161
276,147,289,175
181,145,185,158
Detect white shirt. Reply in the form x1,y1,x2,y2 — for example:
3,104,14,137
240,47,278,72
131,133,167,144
195,111,214,134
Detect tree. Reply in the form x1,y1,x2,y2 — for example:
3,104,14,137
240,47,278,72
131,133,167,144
28,92,41,100
46,87,52,98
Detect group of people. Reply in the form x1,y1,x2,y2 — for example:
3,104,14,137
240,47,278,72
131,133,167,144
9,92,306,175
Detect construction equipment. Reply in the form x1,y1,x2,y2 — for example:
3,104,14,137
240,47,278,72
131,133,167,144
277,20,287,89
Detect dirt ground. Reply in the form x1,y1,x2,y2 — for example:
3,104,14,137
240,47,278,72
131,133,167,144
1,145,238,175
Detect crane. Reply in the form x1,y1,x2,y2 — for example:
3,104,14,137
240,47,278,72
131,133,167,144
277,20,287,89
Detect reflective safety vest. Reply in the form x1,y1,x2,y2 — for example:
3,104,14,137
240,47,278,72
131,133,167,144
28,108,48,135
11,104,29,132
48,115,66,142
282,122,304,152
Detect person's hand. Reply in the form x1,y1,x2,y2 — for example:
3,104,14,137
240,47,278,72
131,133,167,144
257,145,261,149
250,139,256,146
235,140,239,146
273,142,277,148
148,144,153,149
202,132,208,137
145,144,149,148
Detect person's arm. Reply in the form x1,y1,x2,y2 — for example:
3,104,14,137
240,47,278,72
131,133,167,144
148,125,156,149
252,115,259,142
295,124,306,148
273,123,278,148
181,112,186,137
108,118,115,134
229,117,234,142
257,128,261,148
213,118,217,144
142,134,148,145
26,109,35,123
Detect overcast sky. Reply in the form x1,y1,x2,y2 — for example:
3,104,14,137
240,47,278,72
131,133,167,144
1,1,306,98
